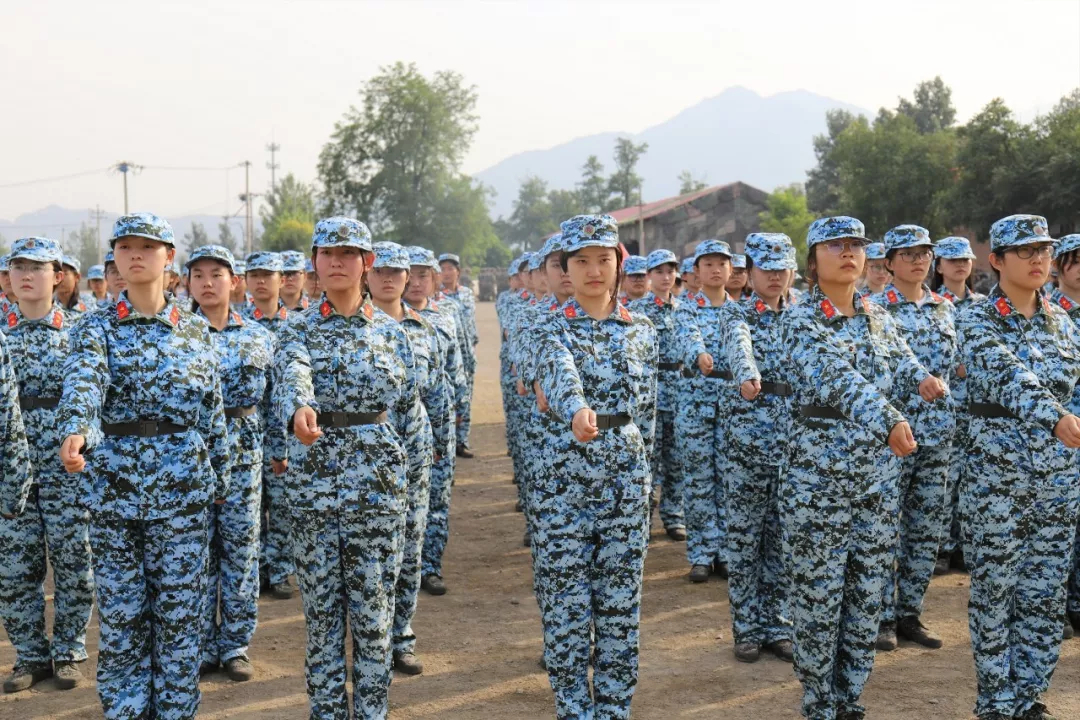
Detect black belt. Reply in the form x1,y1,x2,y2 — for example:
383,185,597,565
224,406,257,419
759,381,792,397
19,396,59,410
657,362,684,372
799,405,846,421
103,420,189,437
968,403,1016,419
594,414,632,430
706,369,733,380
317,410,388,428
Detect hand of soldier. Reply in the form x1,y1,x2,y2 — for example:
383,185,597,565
956,363,967,379
214,498,226,505
516,379,527,396
271,459,288,476
740,379,761,401
293,407,323,446
888,422,917,457
572,407,599,443
533,382,549,412
918,375,947,402
1054,414,1080,448
697,353,714,376
60,435,86,473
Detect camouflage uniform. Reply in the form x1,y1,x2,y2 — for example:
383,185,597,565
628,249,685,533
871,226,958,632
502,258,537,509
720,233,797,647
532,215,657,720
439,253,478,449
59,213,232,720
1054,234,1080,619
274,218,420,720
0,241,72,679
674,239,738,571
781,217,929,720
498,258,529,489
188,246,284,669
957,216,1080,718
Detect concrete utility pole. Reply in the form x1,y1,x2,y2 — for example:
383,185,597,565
112,162,143,213
637,180,646,256
89,205,107,263
239,161,252,255
266,141,280,192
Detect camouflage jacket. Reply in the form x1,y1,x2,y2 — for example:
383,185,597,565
0,312,44,515
378,301,436,473
241,298,292,334
495,289,514,335
674,289,737,416
500,289,532,380
435,290,472,369
416,298,467,451
273,295,420,513
628,291,682,413
509,291,549,387
442,284,478,349
58,293,233,519
535,298,658,502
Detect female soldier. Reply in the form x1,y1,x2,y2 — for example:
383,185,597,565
871,226,958,652
186,245,284,682
675,238,736,582
87,264,108,303
58,212,232,720
404,247,466,598
619,255,649,305
0,237,90,693
0,255,17,313
274,217,420,720
726,253,752,299
367,241,436,676
860,242,891,296
931,237,985,576
102,250,127,310
533,214,656,719
679,257,699,299
279,250,310,311
628,249,686,541
957,215,1080,720
721,233,798,664
438,253,478,458
781,216,943,720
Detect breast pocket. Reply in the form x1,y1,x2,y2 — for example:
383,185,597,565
309,349,338,403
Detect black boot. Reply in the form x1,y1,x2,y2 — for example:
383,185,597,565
689,564,710,583
933,553,951,576
875,622,897,651
897,615,943,649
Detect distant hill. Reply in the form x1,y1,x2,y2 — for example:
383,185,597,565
474,86,870,218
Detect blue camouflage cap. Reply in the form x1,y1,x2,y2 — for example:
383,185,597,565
884,224,933,252
234,259,246,274
61,254,80,273
744,233,796,271
693,239,732,264
528,250,545,272
110,211,175,248
561,214,620,253
865,242,887,260
1055,234,1080,260
508,255,523,277
311,216,373,252
245,250,283,273
104,250,115,265
535,233,565,266
731,254,747,269
646,249,678,271
87,264,105,280
935,236,977,260
806,216,868,249
185,244,237,274
623,255,648,275
990,214,1052,252
373,241,411,270
0,256,8,272
680,257,695,275
519,252,536,273
9,236,63,265
305,258,314,273
280,250,306,272
406,245,438,269
439,253,461,266
165,261,181,275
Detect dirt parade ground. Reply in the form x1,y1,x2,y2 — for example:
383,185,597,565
3,300,1080,720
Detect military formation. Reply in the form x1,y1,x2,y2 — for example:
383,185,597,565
0,205,1079,720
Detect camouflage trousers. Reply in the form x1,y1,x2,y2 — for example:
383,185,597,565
783,466,895,720
0,482,94,667
506,390,533,508
530,489,649,720
260,458,295,585
393,463,431,655
651,410,685,531
940,415,971,556
675,400,726,567
962,439,1080,717
1069,520,1080,613
421,452,456,578
90,507,209,720
456,356,476,448
201,463,261,665
292,507,405,720
725,452,790,645
880,444,951,625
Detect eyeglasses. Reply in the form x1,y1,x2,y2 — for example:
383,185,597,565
821,240,867,255
1007,245,1054,260
895,248,933,262
9,262,51,274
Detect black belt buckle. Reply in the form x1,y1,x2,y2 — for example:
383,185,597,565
137,420,159,438
707,370,733,381
326,411,348,427
760,381,792,397
658,362,683,372
594,414,630,431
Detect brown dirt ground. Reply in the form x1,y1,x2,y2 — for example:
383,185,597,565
4,301,1080,719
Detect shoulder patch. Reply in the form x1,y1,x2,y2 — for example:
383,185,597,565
362,302,374,319
754,299,767,314
51,312,63,329
116,302,130,320
930,291,944,303
278,306,288,320
564,305,577,319
548,301,559,312
320,301,332,317
820,299,837,319
169,306,181,327
942,290,957,302
6,313,15,328
994,296,1011,317
1059,295,1074,311
696,295,706,307
886,289,899,304
618,305,632,323
231,311,244,325
654,294,665,306
252,306,264,320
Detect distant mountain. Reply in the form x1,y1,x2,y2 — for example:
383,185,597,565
475,86,870,218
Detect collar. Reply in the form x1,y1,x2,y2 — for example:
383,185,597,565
560,297,633,324
400,301,425,324
197,307,246,329
812,285,871,324
749,291,784,315
6,302,65,331
115,292,182,328
317,294,375,322
988,285,1053,319
647,291,672,308
252,299,288,321
691,289,729,308
881,283,945,306
1051,287,1078,312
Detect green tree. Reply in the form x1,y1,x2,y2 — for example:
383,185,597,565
262,217,315,253
577,155,607,213
507,175,555,251
260,173,316,252
1033,89,1080,232
805,108,857,215
758,184,815,268
0,232,7,257
607,138,648,208
66,223,100,274
897,76,957,135
184,221,210,251
547,188,582,229
217,218,240,254
678,170,708,195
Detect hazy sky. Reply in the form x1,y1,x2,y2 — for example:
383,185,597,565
1,0,1077,225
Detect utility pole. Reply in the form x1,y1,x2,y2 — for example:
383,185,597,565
112,162,143,213
637,180,646,256
266,141,280,192
238,161,261,256
89,205,107,263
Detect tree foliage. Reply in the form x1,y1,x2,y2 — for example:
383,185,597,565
261,173,317,252
217,218,240,255
897,76,956,134
759,184,814,268
65,223,100,274
805,109,856,215
577,155,607,213
607,138,648,208
184,221,210,251
678,170,708,195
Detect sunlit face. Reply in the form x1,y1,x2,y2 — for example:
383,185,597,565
246,270,281,303
57,267,78,297
105,263,126,296
315,246,370,292
440,261,460,289
305,271,319,297
9,259,61,303
369,266,408,303
865,259,892,290
696,254,731,291
566,246,618,301
886,246,933,286
544,254,573,299
89,278,107,299
648,263,676,296
990,243,1053,292
0,271,11,296
113,236,173,287
938,257,973,286
1057,252,1080,294
750,266,786,303
405,266,435,305
726,267,748,293
188,259,237,311
531,268,549,296
684,270,700,292
813,239,866,286
624,274,649,298
282,270,304,298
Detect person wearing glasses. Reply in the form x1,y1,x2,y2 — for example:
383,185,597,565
781,216,943,720
859,242,891,297
279,250,311,311
956,215,1080,720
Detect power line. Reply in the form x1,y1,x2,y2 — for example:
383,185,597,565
0,167,108,189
